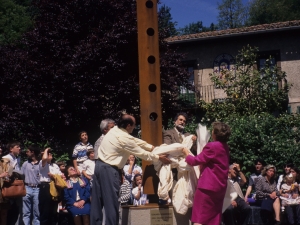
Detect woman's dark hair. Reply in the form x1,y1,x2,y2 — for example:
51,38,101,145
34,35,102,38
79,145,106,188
132,173,142,189
291,166,300,183
64,165,78,179
212,122,231,142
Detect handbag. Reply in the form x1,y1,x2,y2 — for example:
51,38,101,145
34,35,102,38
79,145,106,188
53,174,67,189
260,196,275,211
1,179,26,198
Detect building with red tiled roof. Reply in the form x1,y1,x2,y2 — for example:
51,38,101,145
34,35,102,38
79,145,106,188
166,20,300,113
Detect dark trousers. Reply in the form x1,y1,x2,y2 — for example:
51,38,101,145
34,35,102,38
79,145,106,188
223,196,251,225
90,160,120,225
285,204,300,225
7,197,23,225
39,182,58,225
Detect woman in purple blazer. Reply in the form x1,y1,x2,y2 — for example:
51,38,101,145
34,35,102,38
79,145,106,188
183,122,231,225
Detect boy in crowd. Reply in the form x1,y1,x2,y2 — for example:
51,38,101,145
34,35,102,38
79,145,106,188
72,131,93,175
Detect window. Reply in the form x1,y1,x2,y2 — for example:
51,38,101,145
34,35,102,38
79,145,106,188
257,51,280,91
179,66,195,103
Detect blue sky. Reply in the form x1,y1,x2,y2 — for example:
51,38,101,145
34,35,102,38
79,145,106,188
159,0,248,28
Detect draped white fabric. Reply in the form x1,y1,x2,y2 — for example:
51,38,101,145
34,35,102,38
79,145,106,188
153,124,237,215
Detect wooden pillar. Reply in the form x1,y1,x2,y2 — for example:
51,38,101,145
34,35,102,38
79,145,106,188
136,0,162,195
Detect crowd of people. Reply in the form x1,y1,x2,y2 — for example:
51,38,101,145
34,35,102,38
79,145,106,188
0,112,299,225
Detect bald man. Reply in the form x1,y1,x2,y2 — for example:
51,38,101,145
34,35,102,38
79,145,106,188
91,114,170,225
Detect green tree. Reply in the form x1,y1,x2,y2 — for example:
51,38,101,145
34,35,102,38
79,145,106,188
158,4,178,37
225,113,300,174
248,0,300,25
178,21,211,35
0,0,32,45
217,0,246,29
200,45,289,121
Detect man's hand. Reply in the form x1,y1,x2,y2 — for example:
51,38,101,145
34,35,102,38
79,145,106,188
158,154,171,164
48,173,54,179
232,163,241,171
191,135,197,142
182,148,190,157
231,201,237,208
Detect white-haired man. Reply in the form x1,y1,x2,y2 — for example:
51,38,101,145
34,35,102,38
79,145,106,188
94,119,115,159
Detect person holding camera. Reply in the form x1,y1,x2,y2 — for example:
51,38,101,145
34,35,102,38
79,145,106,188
39,147,63,225
223,163,251,225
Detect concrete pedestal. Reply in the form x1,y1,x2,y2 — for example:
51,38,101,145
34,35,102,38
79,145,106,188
121,203,192,225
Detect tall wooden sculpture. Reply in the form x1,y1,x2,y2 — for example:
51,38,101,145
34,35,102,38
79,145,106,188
136,0,162,194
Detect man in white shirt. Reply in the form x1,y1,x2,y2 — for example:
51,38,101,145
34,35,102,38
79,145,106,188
39,148,61,225
90,113,170,225
223,164,251,225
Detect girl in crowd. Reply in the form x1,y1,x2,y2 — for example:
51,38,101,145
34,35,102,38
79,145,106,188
123,154,142,182
277,162,294,190
182,122,231,225
64,166,91,225
132,174,147,206
281,174,300,225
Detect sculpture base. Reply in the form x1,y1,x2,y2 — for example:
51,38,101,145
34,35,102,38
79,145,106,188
121,203,191,225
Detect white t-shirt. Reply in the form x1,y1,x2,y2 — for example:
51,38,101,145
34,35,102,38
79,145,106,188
39,161,61,182
123,164,143,181
132,186,147,206
82,159,95,176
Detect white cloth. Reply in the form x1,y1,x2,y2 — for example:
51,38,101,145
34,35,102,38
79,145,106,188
152,135,199,215
82,159,95,176
154,124,237,215
222,180,238,213
39,162,61,182
2,154,21,171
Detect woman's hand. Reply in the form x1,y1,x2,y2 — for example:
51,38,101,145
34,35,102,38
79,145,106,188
158,154,171,164
74,200,85,208
182,148,190,157
270,192,277,199
0,172,8,178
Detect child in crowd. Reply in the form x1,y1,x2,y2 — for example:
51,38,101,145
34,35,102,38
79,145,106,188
82,149,95,181
132,174,148,206
119,171,132,206
72,131,93,175
123,154,142,182
57,161,66,180
280,174,300,225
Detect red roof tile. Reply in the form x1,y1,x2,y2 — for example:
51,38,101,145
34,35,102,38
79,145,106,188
166,20,300,43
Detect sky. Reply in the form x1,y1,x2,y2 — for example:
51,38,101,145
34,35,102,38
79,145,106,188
159,0,248,28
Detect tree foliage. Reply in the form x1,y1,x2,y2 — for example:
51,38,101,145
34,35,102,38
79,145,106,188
177,21,215,35
197,45,299,174
200,45,289,121
0,0,192,153
226,113,300,174
0,0,32,45
158,4,178,37
217,0,247,29
248,0,300,25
